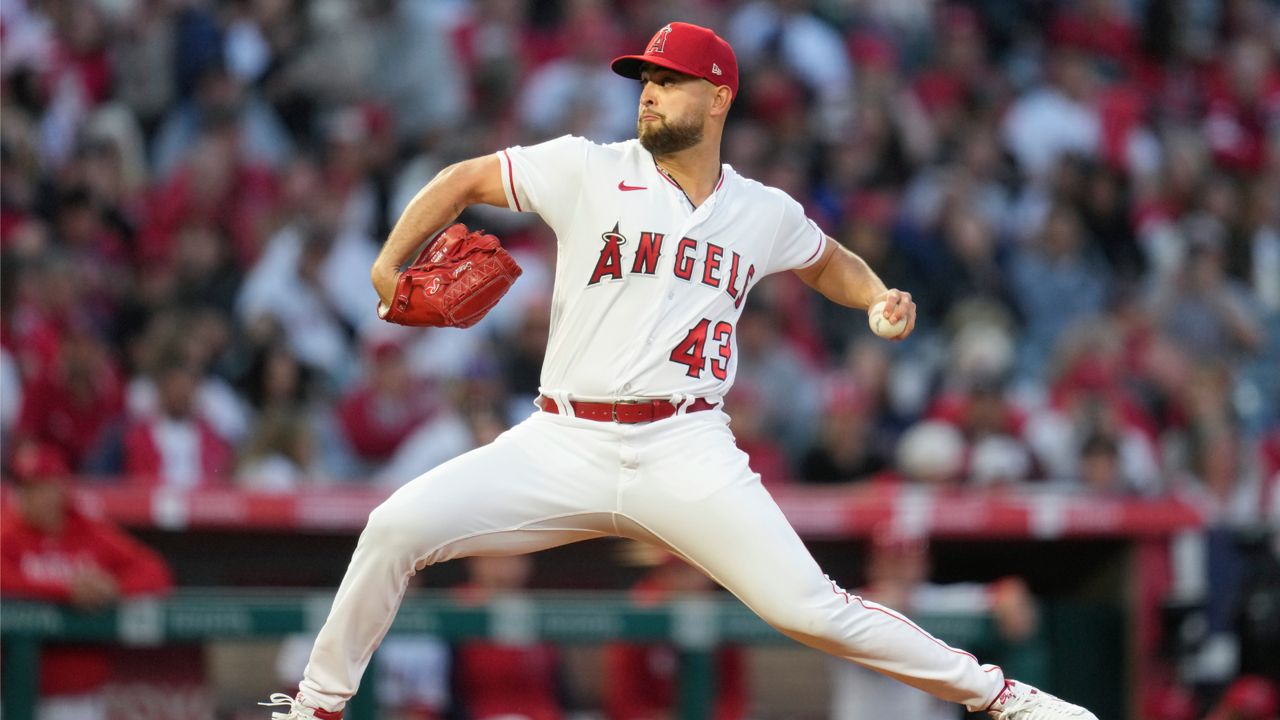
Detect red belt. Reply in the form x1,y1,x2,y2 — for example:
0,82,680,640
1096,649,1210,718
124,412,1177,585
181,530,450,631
538,396,718,423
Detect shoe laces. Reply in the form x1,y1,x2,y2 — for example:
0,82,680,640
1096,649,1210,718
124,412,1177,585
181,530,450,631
259,693,310,720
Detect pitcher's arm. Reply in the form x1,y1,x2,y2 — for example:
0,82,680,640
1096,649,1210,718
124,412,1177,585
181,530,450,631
371,155,509,305
793,238,917,338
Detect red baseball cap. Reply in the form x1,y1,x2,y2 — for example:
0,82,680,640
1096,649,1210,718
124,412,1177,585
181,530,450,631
10,443,71,485
611,22,739,97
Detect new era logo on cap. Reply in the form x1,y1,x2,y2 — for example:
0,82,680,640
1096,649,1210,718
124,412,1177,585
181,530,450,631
611,22,739,97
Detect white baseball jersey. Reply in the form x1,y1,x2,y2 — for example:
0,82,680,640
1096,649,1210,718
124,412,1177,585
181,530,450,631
496,135,827,400
294,137,1010,719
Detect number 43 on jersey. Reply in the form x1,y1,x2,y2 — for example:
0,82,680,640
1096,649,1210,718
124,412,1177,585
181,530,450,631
669,318,733,380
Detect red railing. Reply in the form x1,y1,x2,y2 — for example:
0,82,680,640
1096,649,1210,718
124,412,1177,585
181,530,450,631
41,483,1206,537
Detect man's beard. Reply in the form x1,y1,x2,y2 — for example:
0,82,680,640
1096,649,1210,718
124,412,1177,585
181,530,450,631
638,114,703,156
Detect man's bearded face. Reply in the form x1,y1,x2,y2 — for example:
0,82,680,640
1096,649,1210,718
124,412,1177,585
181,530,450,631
638,110,704,156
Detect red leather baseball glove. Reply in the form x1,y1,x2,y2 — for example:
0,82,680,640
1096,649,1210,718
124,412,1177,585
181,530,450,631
377,224,522,328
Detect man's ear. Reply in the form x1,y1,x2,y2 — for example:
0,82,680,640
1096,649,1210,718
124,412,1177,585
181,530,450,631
709,85,733,117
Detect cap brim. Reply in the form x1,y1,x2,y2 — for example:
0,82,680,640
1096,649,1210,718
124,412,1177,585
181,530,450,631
610,54,703,82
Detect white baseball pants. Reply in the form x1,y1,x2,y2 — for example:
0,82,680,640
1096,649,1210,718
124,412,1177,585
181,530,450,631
299,408,1006,712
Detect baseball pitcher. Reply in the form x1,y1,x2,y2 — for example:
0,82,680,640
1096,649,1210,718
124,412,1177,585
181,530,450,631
264,22,1097,720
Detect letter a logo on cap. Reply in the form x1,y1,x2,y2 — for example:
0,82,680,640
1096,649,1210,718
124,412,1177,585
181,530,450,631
648,24,672,53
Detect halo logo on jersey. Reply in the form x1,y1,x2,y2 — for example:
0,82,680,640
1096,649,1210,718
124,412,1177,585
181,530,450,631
648,25,672,54
587,223,628,285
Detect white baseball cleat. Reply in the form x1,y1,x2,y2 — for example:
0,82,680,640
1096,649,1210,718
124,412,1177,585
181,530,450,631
259,693,343,720
986,680,1099,719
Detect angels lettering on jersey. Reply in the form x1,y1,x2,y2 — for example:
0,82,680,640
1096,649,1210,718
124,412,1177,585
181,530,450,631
496,134,825,398
587,222,755,311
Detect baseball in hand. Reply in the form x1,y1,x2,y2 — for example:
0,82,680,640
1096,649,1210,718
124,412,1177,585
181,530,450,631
868,300,907,338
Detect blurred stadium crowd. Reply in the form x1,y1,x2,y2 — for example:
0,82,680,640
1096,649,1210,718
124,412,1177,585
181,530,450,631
2,0,1279,717
3,0,1277,512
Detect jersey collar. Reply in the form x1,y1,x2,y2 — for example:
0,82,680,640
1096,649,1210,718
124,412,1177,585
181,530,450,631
652,159,729,211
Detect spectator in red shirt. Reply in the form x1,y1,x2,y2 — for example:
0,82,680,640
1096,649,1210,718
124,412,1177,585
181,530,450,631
140,123,281,270
335,338,436,475
910,5,996,132
1,251,71,382
451,555,567,720
604,552,747,720
926,373,1027,444
15,326,124,470
122,353,234,488
0,442,173,720
1203,38,1280,175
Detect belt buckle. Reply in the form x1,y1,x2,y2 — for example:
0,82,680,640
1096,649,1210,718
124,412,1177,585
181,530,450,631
611,400,639,423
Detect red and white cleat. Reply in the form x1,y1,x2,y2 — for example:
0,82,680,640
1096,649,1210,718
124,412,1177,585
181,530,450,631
259,693,343,720
987,680,1099,720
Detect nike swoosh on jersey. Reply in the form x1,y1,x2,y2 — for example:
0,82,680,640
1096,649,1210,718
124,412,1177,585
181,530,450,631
618,181,648,191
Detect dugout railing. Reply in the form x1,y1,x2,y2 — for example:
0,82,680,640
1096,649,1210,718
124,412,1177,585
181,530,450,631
0,589,1044,720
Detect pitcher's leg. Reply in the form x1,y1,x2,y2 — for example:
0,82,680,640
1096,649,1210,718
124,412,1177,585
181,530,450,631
300,414,617,711
620,415,1005,710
